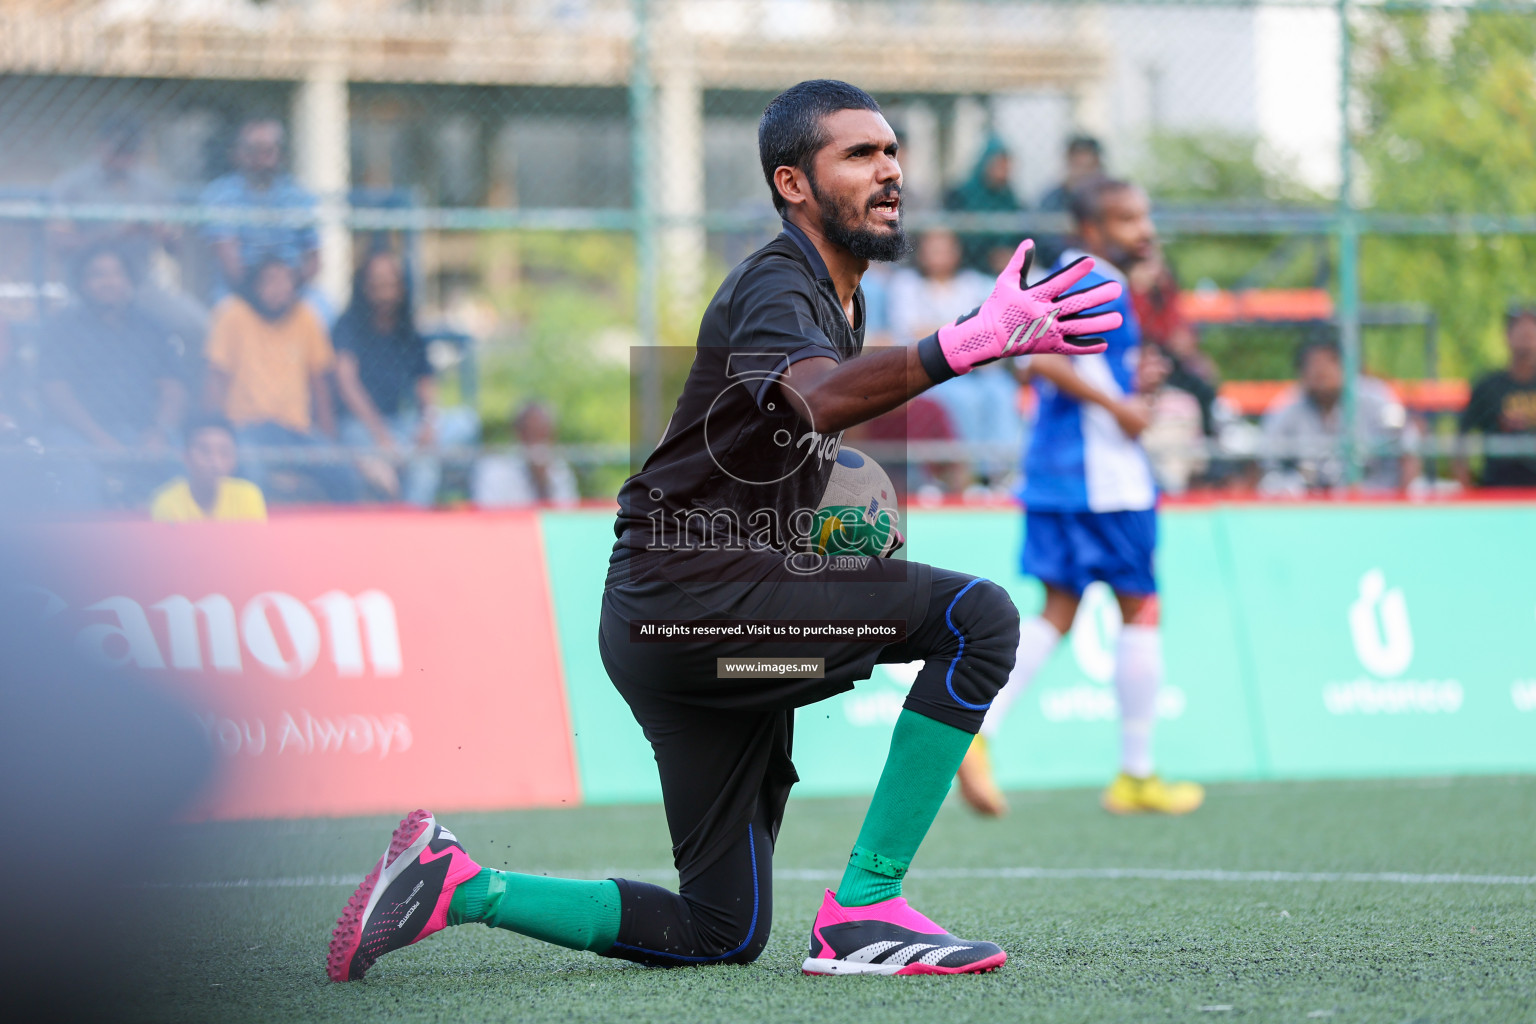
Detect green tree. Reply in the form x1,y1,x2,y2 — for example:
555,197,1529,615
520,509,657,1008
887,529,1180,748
1141,131,1328,379
1355,8,1536,377
476,231,637,497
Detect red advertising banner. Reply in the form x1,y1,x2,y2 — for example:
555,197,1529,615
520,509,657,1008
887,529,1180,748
28,512,580,820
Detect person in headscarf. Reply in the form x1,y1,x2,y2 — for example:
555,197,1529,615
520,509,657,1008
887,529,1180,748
944,136,1025,274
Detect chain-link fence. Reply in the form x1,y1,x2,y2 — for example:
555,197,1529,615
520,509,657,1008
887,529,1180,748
1,0,1534,513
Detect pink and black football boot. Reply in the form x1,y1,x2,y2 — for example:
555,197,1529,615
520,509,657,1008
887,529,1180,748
327,809,482,982
802,889,1007,976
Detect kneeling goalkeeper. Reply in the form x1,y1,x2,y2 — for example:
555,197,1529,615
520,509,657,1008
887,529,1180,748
329,80,1120,981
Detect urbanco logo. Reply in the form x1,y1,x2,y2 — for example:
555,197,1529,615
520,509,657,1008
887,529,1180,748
1325,569,1460,715
1069,582,1121,684
1348,568,1413,678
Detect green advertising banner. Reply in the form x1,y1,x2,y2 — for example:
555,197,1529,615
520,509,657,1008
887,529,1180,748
540,504,1536,806
539,511,664,805
1219,506,1536,778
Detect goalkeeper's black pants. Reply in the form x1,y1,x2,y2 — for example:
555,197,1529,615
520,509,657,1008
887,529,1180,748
595,553,1018,965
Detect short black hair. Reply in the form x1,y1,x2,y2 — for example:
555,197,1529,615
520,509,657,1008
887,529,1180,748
1504,301,1536,330
244,254,299,287
1068,176,1136,228
1295,335,1343,371
238,116,284,138
97,114,144,151
183,413,237,448
71,242,135,292
759,79,882,216
1066,134,1102,158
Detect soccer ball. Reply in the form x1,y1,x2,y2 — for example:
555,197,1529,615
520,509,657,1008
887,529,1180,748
814,447,903,557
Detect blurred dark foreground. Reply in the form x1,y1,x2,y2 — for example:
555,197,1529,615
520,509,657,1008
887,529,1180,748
0,531,213,1021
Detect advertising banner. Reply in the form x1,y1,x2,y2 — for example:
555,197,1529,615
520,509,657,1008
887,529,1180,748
540,511,664,805
1220,506,1536,778
26,514,579,820
32,503,1525,819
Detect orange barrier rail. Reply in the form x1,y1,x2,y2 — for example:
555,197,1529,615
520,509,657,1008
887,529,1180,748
1180,288,1335,324
1218,378,1471,417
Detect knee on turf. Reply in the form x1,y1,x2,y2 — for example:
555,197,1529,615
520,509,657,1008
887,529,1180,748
683,906,771,966
718,921,770,966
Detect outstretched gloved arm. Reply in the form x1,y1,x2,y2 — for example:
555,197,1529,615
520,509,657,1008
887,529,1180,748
916,239,1123,383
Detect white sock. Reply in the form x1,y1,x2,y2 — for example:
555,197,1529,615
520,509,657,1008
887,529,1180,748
1114,625,1162,778
979,616,1062,739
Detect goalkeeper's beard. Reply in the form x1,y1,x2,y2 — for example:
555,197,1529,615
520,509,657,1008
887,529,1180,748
811,178,911,263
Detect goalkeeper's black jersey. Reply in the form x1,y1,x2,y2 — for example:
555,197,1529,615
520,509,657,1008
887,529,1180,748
611,220,864,575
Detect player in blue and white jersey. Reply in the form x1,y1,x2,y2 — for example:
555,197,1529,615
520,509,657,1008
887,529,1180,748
956,178,1204,817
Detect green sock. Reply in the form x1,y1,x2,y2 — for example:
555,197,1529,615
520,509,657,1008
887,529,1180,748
835,709,974,907
448,869,621,953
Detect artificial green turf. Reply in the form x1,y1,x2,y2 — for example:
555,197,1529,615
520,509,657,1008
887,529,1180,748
127,776,1535,1023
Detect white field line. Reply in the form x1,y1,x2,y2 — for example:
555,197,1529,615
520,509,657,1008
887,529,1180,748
152,867,1536,889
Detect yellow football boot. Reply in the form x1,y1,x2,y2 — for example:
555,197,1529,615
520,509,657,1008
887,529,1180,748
1101,772,1205,815
956,735,1008,817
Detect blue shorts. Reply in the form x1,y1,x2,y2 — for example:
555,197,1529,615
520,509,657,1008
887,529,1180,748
1021,508,1158,597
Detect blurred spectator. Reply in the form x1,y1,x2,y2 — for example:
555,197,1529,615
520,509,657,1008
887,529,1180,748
853,396,966,500
472,402,578,507
1127,243,1217,382
1456,304,1536,489
1125,243,1222,483
49,116,208,348
150,414,266,522
333,250,480,506
858,261,896,348
1038,135,1104,212
1260,338,1418,495
41,245,186,506
204,257,355,502
944,136,1024,274
200,119,320,301
888,228,992,342
889,227,1019,486
1135,345,1207,495
1035,135,1105,267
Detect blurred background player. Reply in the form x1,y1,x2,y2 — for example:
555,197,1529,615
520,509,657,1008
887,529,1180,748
956,177,1204,818
150,414,266,522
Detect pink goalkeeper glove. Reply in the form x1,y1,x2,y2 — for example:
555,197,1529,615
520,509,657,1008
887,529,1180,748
929,239,1122,376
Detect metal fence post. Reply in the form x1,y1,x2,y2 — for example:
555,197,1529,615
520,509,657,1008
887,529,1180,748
631,0,662,448
1337,0,1363,485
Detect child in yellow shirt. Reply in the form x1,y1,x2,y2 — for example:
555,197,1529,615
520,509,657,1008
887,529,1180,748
150,415,266,522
